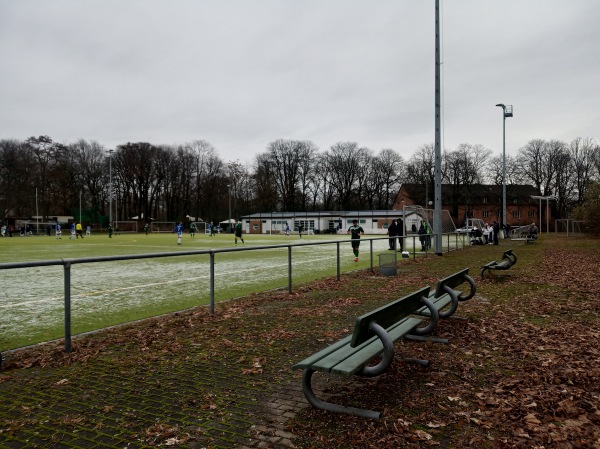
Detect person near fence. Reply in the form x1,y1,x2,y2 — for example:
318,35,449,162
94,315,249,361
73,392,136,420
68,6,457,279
347,219,365,262
387,220,399,250
418,221,431,251
396,217,405,252
492,221,500,245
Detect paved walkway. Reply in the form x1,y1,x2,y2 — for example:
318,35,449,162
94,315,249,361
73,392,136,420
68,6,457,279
0,282,366,449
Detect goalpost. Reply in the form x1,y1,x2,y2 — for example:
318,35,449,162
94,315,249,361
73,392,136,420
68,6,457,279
150,222,176,233
189,222,206,234
402,205,457,234
113,221,138,234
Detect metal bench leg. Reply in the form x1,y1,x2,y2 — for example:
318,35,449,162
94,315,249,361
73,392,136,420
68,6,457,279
301,368,380,419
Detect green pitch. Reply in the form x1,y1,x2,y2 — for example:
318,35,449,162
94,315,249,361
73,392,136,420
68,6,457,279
0,232,390,351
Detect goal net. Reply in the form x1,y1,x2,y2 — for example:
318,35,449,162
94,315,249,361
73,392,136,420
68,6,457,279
113,221,137,233
150,221,176,233
23,221,58,236
555,219,585,236
402,205,457,234
189,222,206,234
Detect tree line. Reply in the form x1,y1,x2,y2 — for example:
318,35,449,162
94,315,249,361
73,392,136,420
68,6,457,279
0,135,598,226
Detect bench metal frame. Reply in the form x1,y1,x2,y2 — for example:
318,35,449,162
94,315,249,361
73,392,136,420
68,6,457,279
481,249,517,278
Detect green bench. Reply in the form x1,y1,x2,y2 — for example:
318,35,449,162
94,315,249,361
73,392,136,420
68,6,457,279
291,286,441,419
411,268,476,330
480,249,517,278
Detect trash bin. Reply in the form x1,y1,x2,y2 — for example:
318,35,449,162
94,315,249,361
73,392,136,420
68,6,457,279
379,253,397,276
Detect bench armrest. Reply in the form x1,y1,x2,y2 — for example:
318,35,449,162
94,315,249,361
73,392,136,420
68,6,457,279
359,322,395,377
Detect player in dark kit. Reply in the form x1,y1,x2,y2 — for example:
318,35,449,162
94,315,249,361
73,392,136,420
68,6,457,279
347,219,365,262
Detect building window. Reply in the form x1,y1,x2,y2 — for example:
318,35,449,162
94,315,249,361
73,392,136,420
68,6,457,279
253,224,259,231
512,211,520,218
482,197,488,204
482,211,489,218
295,220,315,230
528,210,536,218
466,210,474,218
512,197,519,204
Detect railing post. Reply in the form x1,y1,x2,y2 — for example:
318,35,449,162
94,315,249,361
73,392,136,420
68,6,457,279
209,252,215,315
412,235,416,260
369,239,373,272
64,262,72,353
288,245,292,293
336,241,340,281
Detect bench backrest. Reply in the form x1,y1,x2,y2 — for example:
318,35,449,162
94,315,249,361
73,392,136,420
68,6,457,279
350,286,431,348
433,268,470,298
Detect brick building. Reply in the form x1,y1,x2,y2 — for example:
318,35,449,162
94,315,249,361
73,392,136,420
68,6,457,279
393,183,551,228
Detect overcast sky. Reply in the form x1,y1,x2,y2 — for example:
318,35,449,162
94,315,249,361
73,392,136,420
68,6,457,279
1,0,598,164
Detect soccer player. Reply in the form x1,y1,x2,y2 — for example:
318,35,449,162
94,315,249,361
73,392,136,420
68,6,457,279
347,219,365,262
285,223,290,237
190,222,196,238
108,223,113,238
144,223,149,235
298,223,303,239
86,225,91,236
76,222,84,239
55,223,62,239
175,222,184,245
234,220,244,245
69,222,76,240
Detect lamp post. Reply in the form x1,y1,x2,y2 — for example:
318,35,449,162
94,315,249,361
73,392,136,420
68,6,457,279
108,149,113,226
495,103,513,229
227,184,232,233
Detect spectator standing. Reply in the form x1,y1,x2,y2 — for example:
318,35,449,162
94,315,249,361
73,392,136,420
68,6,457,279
387,220,399,250
396,218,405,252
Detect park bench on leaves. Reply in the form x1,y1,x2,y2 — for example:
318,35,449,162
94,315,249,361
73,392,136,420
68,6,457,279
291,286,446,419
480,249,517,278
410,268,477,333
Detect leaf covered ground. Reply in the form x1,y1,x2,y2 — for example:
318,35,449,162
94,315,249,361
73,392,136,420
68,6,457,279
1,236,599,448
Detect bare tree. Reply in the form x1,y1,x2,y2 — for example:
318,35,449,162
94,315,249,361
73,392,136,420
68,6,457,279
569,137,599,204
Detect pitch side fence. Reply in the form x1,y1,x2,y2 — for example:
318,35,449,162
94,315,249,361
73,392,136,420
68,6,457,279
0,233,467,358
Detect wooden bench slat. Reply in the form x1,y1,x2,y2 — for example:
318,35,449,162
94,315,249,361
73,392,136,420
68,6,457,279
351,287,430,347
291,335,352,371
328,317,424,376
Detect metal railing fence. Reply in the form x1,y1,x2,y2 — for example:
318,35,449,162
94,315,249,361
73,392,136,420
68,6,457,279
0,233,467,356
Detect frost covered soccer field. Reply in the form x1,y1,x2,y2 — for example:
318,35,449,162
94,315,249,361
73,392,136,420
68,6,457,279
0,233,395,350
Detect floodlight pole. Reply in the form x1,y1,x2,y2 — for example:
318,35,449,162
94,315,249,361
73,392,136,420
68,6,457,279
108,150,113,226
495,104,512,229
227,184,232,232
433,0,442,256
